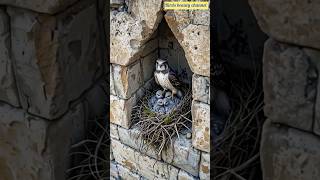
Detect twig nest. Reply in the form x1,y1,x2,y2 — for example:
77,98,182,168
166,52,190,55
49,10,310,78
131,86,192,155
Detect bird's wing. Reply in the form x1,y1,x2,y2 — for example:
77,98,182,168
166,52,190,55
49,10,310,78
169,71,181,86
154,72,159,85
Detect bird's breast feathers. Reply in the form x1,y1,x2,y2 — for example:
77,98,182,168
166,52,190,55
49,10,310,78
155,72,175,89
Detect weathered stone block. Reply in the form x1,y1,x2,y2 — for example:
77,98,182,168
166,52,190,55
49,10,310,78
178,170,197,180
0,9,20,107
118,126,160,160
8,1,102,119
110,95,136,129
263,39,318,132
162,134,201,176
113,61,143,99
84,80,107,119
142,50,157,82
110,161,119,178
192,74,210,104
117,163,140,180
249,0,320,50
261,120,320,180
111,139,179,179
199,152,210,180
0,0,77,14
110,65,116,95
110,123,119,140
110,0,162,66
192,100,210,152
165,12,210,77
0,102,86,180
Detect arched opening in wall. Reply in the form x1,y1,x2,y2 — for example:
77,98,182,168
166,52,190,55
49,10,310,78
130,16,194,155
213,0,268,179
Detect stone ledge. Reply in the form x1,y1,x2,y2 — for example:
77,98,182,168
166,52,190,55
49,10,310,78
117,125,201,177
111,139,180,179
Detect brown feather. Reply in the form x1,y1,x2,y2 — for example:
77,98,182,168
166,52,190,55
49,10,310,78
169,74,181,86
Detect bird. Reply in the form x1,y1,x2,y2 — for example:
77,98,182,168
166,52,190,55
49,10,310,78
156,90,164,99
154,59,182,99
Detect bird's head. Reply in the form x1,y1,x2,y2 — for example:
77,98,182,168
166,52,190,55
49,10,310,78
156,59,169,71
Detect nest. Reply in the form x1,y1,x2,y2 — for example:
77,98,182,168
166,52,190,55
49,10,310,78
131,86,192,155
213,68,265,180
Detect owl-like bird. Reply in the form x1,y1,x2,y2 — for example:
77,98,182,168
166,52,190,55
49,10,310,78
154,59,181,98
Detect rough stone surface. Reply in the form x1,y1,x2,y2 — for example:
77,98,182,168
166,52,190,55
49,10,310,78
113,61,143,99
8,2,102,119
191,100,210,152
110,94,136,129
178,170,197,180
261,120,320,180
162,134,201,176
110,0,163,66
0,0,77,14
117,163,140,180
199,152,210,180
110,65,116,95
304,49,320,135
110,123,119,140
0,102,85,180
192,74,210,104
263,39,318,132
118,126,160,160
142,50,158,83
165,11,210,77
83,80,107,119
111,139,179,179
110,161,119,178
249,0,320,50
0,9,20,107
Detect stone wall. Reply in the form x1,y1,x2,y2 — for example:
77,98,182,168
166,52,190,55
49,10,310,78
0,0,106,179
249,1,320,180
110,0,210,179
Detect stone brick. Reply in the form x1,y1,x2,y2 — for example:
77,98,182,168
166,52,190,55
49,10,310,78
192,74,210,104
110,161,119,178
117,163,140,180
110,94,136,129
113,61,143,99
263,39,319,132
111,139,179,179
110,123,119,140
110,65,116,95
304,49,320,135
162,134,201,176
0,9,20,107
0,102,86,180
0,0,77,14
110,0,162,66
84,80,107,119
8,1,102,119
192,100,210,152
199,152,210,180
165,12,210,77
141,38,158,57
118,126,160,160
249,0,320,50
261,120,320,180
178,170,197,180
142,50,157,82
